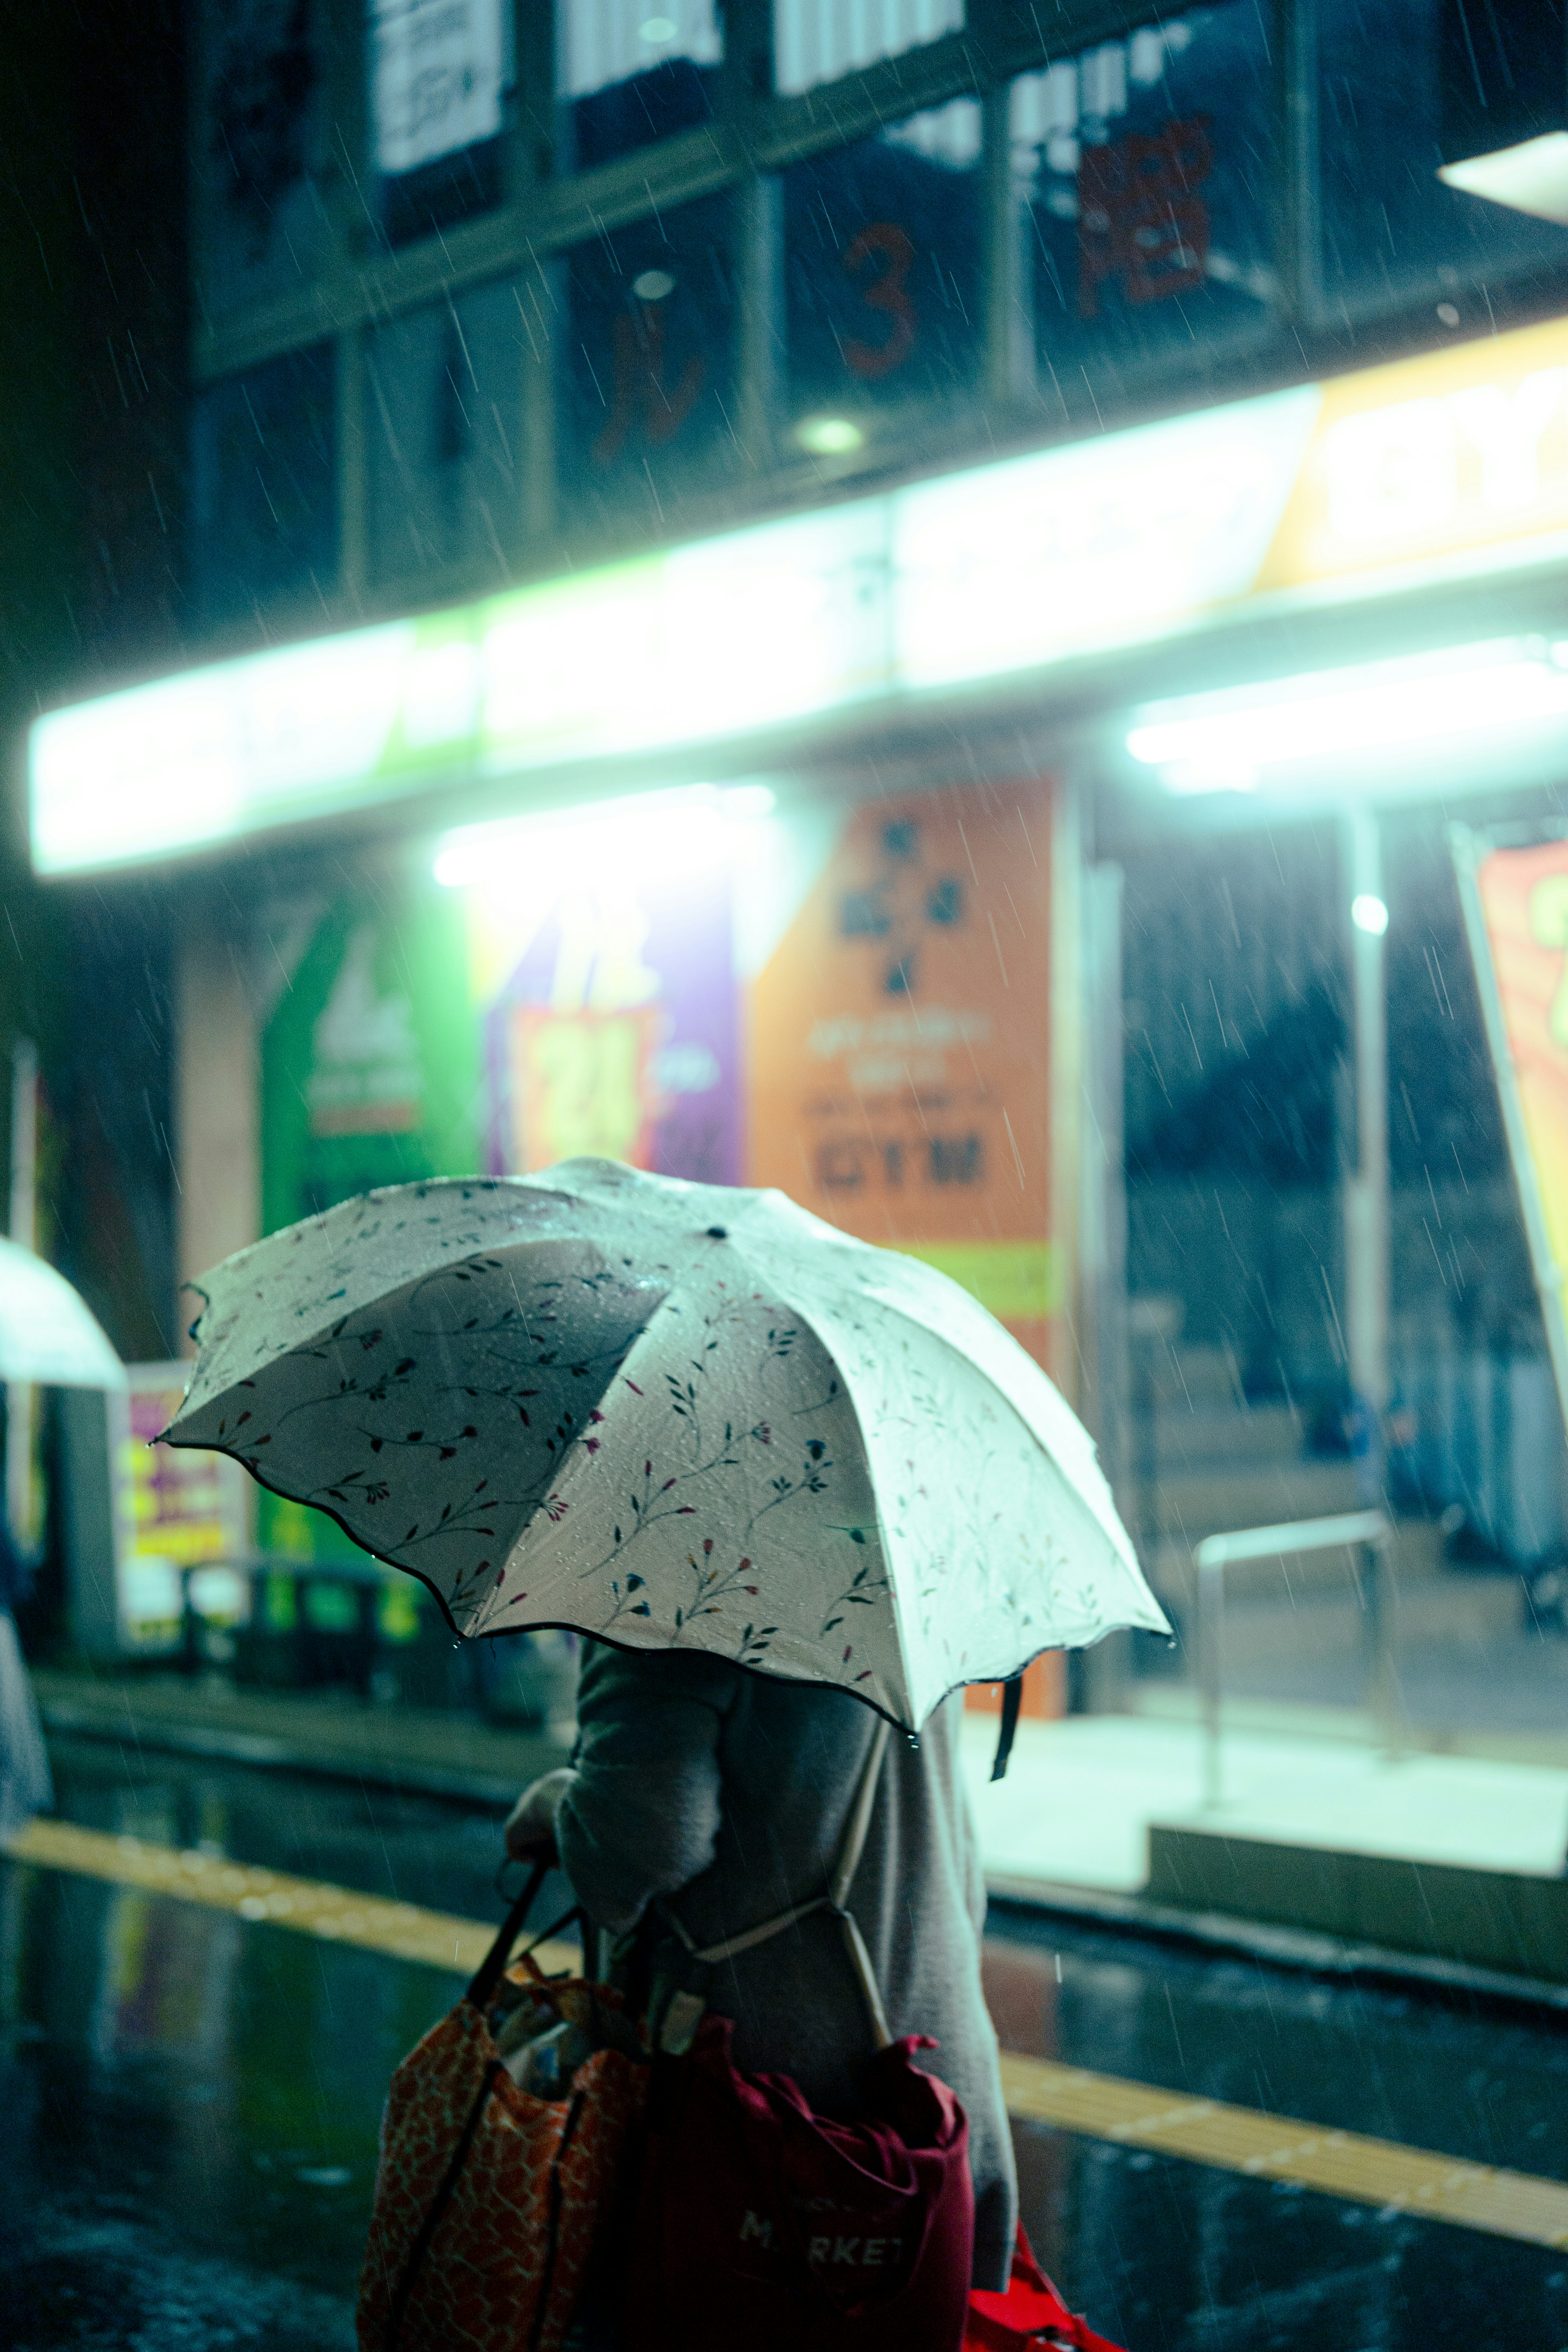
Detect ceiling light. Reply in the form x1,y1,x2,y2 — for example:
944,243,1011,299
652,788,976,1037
1437,0,1568,223
639,16,677,40
432,781,775,891
795,416,865,457
1439,131,1568,225
1352,893,1389,937
1127,639,1568,798
630,268,676,302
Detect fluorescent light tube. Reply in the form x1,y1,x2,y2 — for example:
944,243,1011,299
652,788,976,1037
1127,639,1568,795
1439,131,1568,225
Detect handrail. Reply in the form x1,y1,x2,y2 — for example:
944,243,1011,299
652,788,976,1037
1194,1510,1390,1572
1194,1510,1396,1808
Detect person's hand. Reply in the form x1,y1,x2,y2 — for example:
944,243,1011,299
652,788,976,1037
504,1767,574,1864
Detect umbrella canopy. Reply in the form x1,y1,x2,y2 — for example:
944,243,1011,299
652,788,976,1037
164,1161,1167,1728
0,1238,125,1390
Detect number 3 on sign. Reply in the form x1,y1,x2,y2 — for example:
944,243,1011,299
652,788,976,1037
842,222,916,380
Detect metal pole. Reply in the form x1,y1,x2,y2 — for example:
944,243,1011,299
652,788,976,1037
1342,804,1390,1492
1361,1530,1404,1757
1200,1550,1224,1807
982,80,1031,414
7,1037,38,1554
1195,1512,1388,1801
734,166,781,480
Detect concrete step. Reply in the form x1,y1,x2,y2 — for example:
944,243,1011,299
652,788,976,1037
1143,1458,1366,1545
1141,1516,1448,1607
1138,1343,1243,1410
1127,1684,1568,1772
1219,1572,1524,1668
1147,1401,1307,1468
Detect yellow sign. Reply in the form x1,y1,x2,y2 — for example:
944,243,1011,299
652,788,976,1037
1456,831,1568,1443
508,1007,662,1171
119,1367,249,1650
895,1240,1059,1323
1261,314,1568,599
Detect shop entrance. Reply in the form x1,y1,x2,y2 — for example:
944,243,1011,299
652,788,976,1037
1111,801,1567,1742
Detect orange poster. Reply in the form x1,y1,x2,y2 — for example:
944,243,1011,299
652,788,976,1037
1457,829,1568,1436
508,1006,662,1171
747,780,1067,1714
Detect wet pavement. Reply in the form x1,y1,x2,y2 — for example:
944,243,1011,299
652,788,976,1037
4,1736,1567,2351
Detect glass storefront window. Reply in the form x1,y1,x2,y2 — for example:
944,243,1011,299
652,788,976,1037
190,345,338,626
365,276,541,588
558,191,737,542
559,1,723,172
782,100,984,457
774,0,964,98
1013,8,1276,436
194,0,331,319
1315,0,1568,330
371,0,512,247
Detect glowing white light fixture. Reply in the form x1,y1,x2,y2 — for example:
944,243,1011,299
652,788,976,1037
1436,1,1568,224
795,416,866,457
1439,132,1568,225
1352,893,1390,937
1127,639,1568,797
432,781,776,891
631,268,676,301
639,16,678,41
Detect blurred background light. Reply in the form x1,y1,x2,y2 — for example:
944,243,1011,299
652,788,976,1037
1439,132,1568,225
1436,0,1568,225
432,780,777,893
1352,892,1390,936
795,416,865,455
1127,639,1568,798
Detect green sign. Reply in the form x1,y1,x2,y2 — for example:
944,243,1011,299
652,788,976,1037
258,883,479,1564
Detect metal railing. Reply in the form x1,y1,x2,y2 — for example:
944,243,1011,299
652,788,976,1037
1194,1509,1396,1807
174,1551,397,1689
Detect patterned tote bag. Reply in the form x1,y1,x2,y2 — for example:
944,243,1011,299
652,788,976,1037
357,1862,648,2352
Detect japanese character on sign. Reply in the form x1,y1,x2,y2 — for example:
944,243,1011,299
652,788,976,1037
1078,115,1213,318
592,292,704,467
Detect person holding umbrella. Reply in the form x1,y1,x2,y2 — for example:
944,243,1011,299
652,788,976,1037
164,1158,1167,2335
0,1508,51,1841
505,1633,1019,2286
0,1234,125,1843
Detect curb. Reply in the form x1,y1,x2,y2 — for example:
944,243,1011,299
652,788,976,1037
40,1697,529,1811
46,1697,1568,2020
986,1872,1568,2019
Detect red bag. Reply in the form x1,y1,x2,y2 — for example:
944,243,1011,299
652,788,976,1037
621,1718,976,2352
966,2227,1127,2352
625,2013,973,2352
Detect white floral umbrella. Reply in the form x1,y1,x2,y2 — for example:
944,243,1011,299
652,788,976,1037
163,1160,1167,1729
0,1238,125,1390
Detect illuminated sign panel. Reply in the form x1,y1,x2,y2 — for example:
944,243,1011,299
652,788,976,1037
1455,829,1568,1447
33,314,1568,877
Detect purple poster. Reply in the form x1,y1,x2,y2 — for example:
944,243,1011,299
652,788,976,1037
479,856,741,1185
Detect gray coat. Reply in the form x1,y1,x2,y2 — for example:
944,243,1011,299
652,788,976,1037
555,1642,1017,2290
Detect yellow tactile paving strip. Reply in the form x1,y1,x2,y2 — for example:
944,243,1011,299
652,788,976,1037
9,1815,1568,2251
999,2053,1568,2251
7,1817,580,1979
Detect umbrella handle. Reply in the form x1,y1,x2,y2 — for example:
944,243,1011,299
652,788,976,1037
989,1674,1023,1782
466,1857,550,2008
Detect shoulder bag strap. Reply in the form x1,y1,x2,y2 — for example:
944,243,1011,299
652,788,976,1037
664,1715,895,2048
466,1857,551,2008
